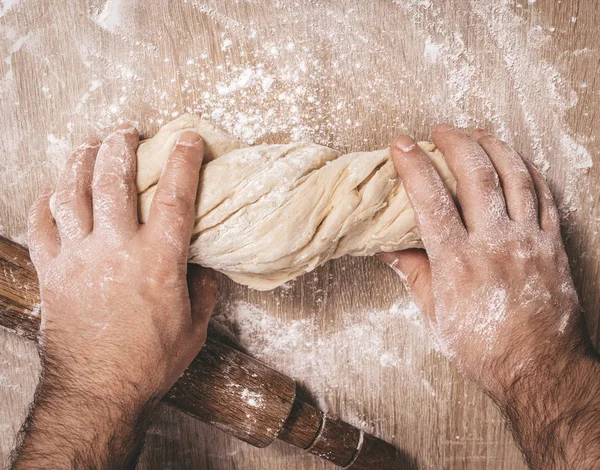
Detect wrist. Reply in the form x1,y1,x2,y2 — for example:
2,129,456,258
488,342,600,409
38,345,165,411
13,371,157,469
34,366,158,428
492,344,600,468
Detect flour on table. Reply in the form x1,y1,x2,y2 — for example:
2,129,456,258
90,0,125,34
25,0,590,228
0,0,21,18
212,298,430,411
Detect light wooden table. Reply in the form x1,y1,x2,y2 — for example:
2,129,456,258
1,1,599,468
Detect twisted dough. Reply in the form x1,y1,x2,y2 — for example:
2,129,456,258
137,115,456,290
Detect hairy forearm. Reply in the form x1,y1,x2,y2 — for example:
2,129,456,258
11,372,156,469
497,346,600,469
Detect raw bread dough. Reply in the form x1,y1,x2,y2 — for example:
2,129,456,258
136,115,456,290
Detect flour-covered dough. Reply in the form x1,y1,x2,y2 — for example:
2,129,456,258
135,115,456,290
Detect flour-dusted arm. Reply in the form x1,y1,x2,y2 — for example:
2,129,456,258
381,126,600,470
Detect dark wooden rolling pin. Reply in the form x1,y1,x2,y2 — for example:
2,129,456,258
0,236,404,469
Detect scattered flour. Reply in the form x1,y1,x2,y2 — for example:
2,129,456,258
212,299,431,410
423,38,442,64
91,0,125,34
394,0,593,216
0,0,21,18
240,388,264,409
46,134,71,162
1,27,30,84
28,0,591,222
64,1,593,222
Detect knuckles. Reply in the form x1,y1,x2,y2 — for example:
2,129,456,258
476,134,499,147
469,167,500,192
512,176,536,198
53,188,82,211
424,218,566,288
93,171,130,193
169,148,199,168
153,188,194,216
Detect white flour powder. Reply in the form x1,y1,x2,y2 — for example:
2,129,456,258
211,298,432,411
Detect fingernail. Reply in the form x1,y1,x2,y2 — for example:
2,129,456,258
394,135,416,152
82,136,101,147
177,131,202,146
113,122,139,137
435,124,454,133
41,187,53,196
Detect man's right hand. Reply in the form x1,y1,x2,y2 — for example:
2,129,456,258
381,125,600,469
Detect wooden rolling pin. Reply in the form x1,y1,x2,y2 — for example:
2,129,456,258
0,236,404,469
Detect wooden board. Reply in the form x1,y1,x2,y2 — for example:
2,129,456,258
1,1,599,468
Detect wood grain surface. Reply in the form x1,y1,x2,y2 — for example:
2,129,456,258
1,1,599,469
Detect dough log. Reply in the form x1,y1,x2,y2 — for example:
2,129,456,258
135,115,456,290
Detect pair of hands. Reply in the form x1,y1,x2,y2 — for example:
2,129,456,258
14,122,593,468
28,121,586,406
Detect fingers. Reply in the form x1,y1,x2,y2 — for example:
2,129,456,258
28,189,60,268
187,264,218,335
53,137,100,242
391,135,466,253
432,124,508,230
92,123,140,236
378,249,435,324
523,161,561,234
145,131,203,261
472,129,538,224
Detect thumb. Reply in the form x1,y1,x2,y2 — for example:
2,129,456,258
378,249,435,323
187,264,218,334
